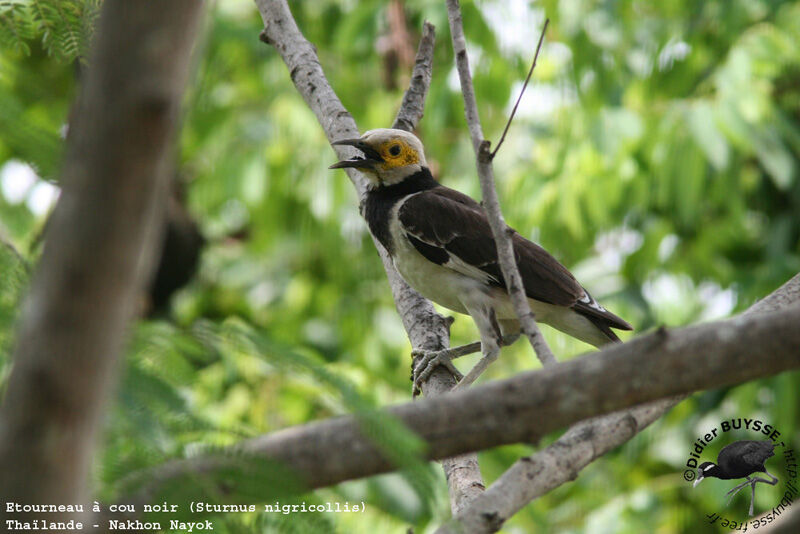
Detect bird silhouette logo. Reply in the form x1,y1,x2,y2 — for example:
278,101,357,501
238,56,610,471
693,440,779,516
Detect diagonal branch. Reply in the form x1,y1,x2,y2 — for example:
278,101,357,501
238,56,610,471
445,0,556,367
393,21,435,133
256,0,447,374
117,281,800,502
255,0,483,514
444,272,800,533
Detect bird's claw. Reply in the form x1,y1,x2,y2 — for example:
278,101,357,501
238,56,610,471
411,349,463,395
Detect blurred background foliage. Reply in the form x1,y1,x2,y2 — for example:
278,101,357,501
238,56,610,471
1,0,799,532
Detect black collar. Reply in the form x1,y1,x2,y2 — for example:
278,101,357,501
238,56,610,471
367,167,438,197
363,167,438,254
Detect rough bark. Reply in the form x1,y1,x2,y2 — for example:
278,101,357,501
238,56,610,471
758,497,800,533
393,22,435,134
118,284,800,499
256,0,484,513
0,0,204,523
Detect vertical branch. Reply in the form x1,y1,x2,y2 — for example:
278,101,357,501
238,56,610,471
391,20,487,513
257,0,484,514
445,0,556,366
0,0,204,521
444,0,483,152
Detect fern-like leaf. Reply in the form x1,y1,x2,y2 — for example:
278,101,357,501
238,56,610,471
0,0,35,55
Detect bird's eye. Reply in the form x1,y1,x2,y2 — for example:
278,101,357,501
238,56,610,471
388,144,402,156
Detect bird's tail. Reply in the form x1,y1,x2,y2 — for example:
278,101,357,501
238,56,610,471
571,288,632,346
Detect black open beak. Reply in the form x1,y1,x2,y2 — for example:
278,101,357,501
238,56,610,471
329,138,384,170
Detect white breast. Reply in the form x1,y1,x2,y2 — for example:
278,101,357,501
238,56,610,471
388,195,481,314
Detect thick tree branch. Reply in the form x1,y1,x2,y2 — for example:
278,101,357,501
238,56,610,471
0,0,204,522
255,0,483,513
120,287,800,500
444,275,800,532
445,0,556,366
748,273,800,314
758,493,800,533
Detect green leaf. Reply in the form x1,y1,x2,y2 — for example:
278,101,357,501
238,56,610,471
686,101,729,171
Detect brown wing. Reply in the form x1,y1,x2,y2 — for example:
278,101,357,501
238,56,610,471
398,186,584,307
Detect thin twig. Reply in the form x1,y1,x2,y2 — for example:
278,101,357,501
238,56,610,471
491,18,549,159
445,0,557,367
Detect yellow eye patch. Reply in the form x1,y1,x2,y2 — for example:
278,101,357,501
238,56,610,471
379,140,419,169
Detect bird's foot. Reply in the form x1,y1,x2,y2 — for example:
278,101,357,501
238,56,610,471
411,348,464,396
410,335,517,395
451,346,500,391
725,479,752,505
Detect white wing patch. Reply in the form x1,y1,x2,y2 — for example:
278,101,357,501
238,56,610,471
580,290,608,313
442,253,500,285
395,192,501,286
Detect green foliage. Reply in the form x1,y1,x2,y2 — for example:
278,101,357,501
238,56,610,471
0,0,99,61
0,81,63,178
0,1,35,55
0,236,28,395
0,0,799,532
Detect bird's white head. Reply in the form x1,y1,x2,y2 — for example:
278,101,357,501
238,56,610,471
329,128,428,186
